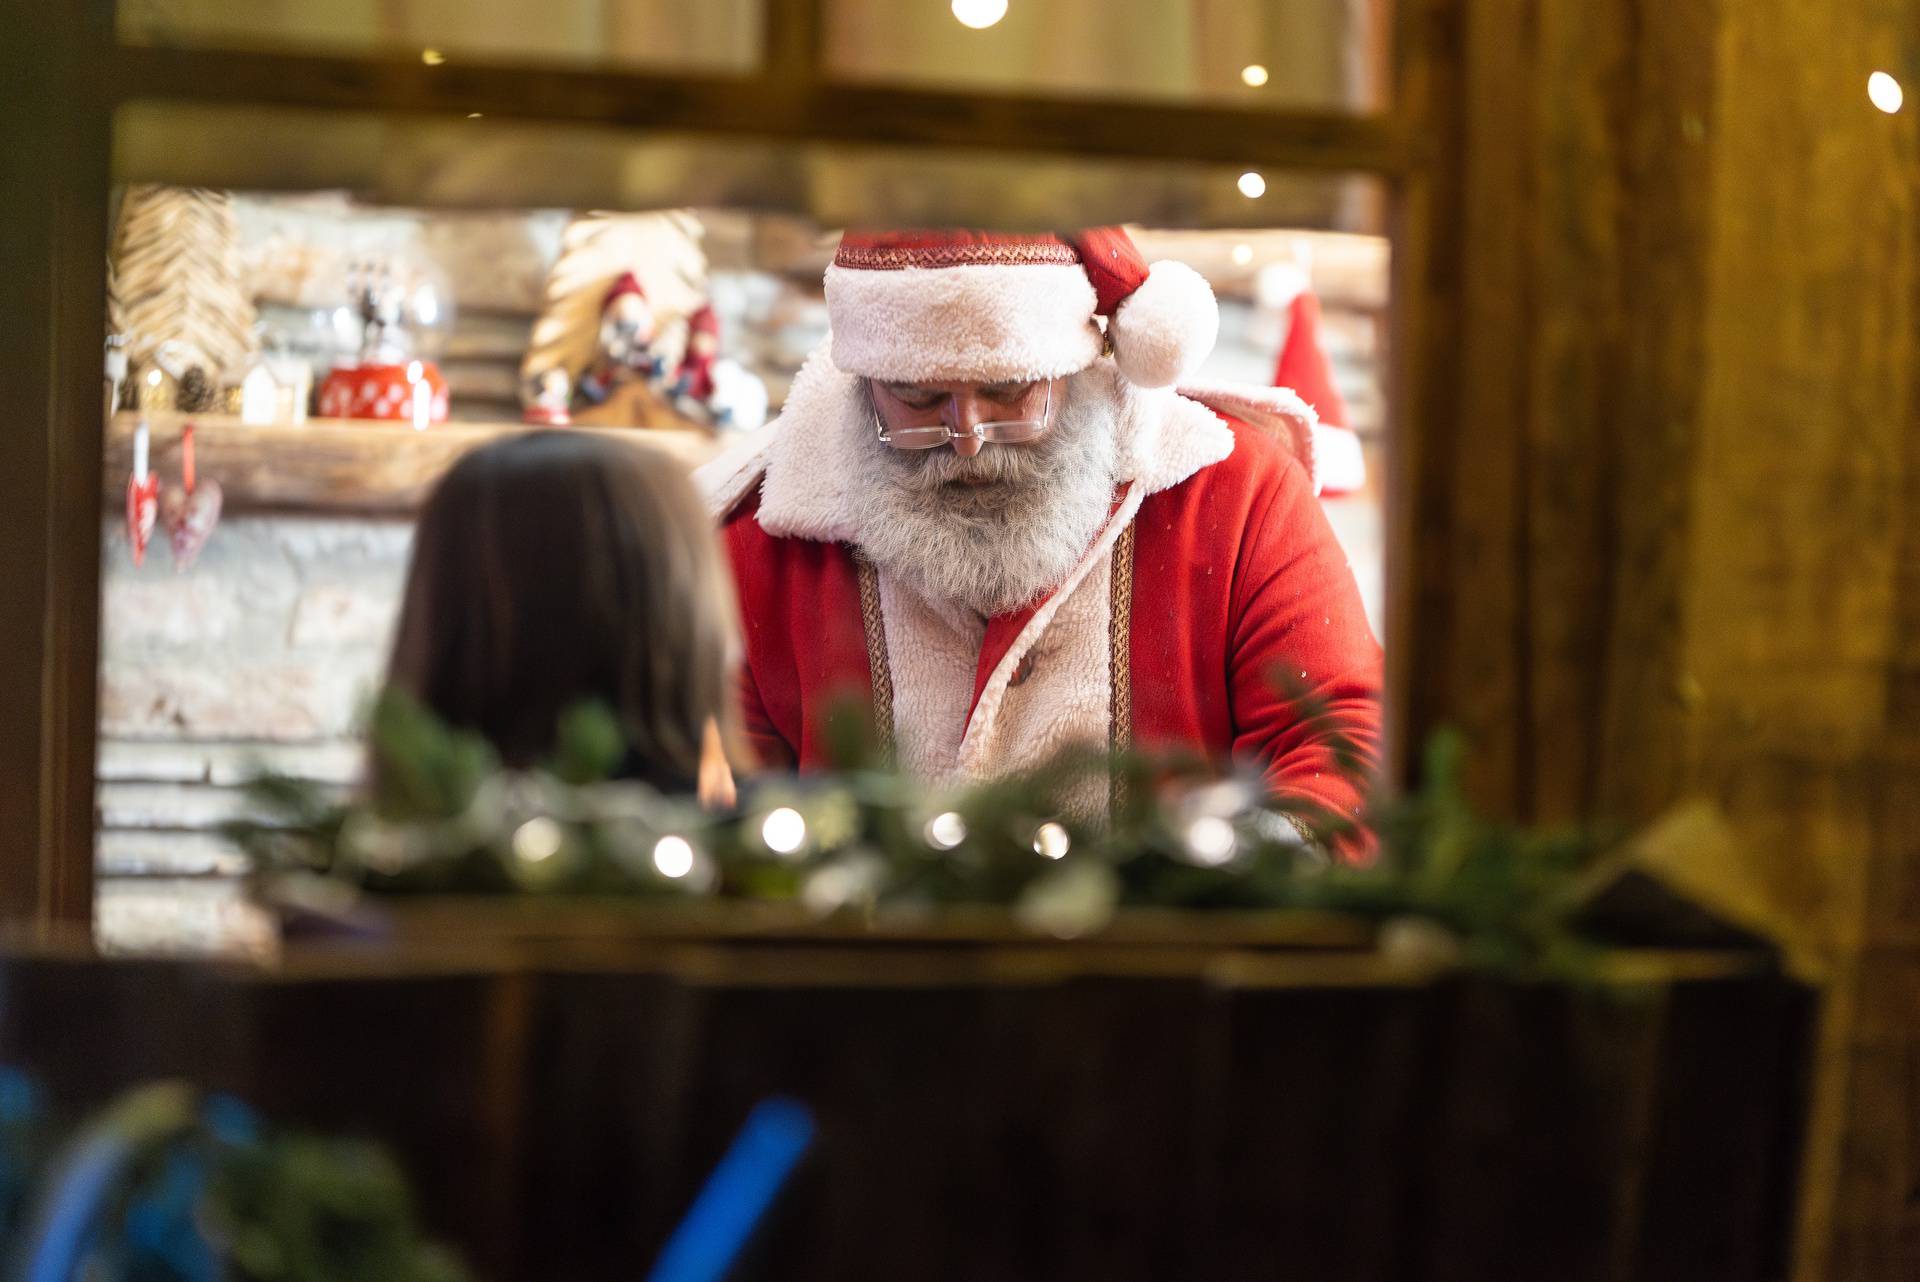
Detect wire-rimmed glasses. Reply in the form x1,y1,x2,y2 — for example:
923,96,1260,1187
869,380,1053,450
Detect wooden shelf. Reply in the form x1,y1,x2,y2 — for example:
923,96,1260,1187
104,412,725,516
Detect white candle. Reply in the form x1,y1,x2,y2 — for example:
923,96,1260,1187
411,376,431,431
132,419,149,481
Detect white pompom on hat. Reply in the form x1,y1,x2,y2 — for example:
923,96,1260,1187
824,227,1218,388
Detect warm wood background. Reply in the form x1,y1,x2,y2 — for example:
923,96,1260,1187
10,0,1920,1275
1393,0,1919,1275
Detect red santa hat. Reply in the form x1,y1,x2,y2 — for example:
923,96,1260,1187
687,303,721,336
824,227,1219,388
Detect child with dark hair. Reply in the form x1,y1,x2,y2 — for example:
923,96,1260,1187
387,431,741,804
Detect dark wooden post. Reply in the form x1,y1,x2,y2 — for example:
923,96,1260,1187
0,0,109,928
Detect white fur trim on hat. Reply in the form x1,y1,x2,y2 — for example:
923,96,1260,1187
1109,260,1219,389
826,261,1103,383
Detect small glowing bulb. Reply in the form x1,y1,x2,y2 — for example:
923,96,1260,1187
421,48,446,66
1032,822,1071,860
1869,70,1904,113
951,0,1008,29
1231,243,1254,267
405,359,424,383
146,369,163,387
1185,816,1238,867
1238,171,1267,199
924,811,968,850
511,817,562,864
1241,64,1269,87
652,835,694,879
761,807,808,856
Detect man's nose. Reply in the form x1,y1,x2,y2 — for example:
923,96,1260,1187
943,395,986,457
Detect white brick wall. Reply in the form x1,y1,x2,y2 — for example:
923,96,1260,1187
96,513,411,954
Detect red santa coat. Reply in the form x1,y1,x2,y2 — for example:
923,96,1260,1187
699,355,1382,829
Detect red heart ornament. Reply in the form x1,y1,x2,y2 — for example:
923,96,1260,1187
161,477,223,569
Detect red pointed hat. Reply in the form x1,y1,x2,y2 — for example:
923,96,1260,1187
825,227,1218,387
602,271,647,306
1272,289,1349,429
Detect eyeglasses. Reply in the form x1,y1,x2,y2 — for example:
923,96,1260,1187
869,380,1053,450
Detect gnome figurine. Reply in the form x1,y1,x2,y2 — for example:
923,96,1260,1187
575,272,663,407
673,305,721,403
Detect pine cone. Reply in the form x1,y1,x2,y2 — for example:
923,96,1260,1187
176,366,220,412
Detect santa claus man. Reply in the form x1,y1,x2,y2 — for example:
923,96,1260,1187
699,227,1381,838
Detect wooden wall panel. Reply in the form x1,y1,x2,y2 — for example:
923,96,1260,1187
1593,0,1720,827
1521,0,1630,822
1398,1,1920,1274
1442,0,1533,811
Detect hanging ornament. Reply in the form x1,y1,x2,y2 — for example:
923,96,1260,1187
125,418,159,566
104,335,129,420
159,422,223,569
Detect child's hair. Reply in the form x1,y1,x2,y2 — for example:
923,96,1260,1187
386,430,740,786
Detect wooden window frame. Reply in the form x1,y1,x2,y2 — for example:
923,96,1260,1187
0,0,1464,931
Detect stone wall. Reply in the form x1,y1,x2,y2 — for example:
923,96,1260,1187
95,513,411,954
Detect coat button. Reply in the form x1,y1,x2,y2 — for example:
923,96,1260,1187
1010,655,1037,688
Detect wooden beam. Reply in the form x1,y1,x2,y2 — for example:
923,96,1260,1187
760,0,825,85
103,414,722,516
104,45,1410,175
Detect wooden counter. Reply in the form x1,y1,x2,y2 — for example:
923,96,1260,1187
0,925,1814,1282
104,412,726,515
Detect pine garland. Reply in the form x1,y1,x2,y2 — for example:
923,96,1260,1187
221,694,1675,977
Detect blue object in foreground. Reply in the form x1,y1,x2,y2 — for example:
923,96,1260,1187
644,1098,817,1282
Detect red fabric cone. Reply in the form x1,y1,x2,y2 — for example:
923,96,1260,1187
1271,290,1349,429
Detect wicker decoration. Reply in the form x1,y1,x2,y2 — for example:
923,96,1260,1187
520,210,709,397
108,184,258,388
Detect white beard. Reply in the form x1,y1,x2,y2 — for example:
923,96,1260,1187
847,370,1122,617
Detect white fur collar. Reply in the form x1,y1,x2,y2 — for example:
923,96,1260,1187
696,344,1288,536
